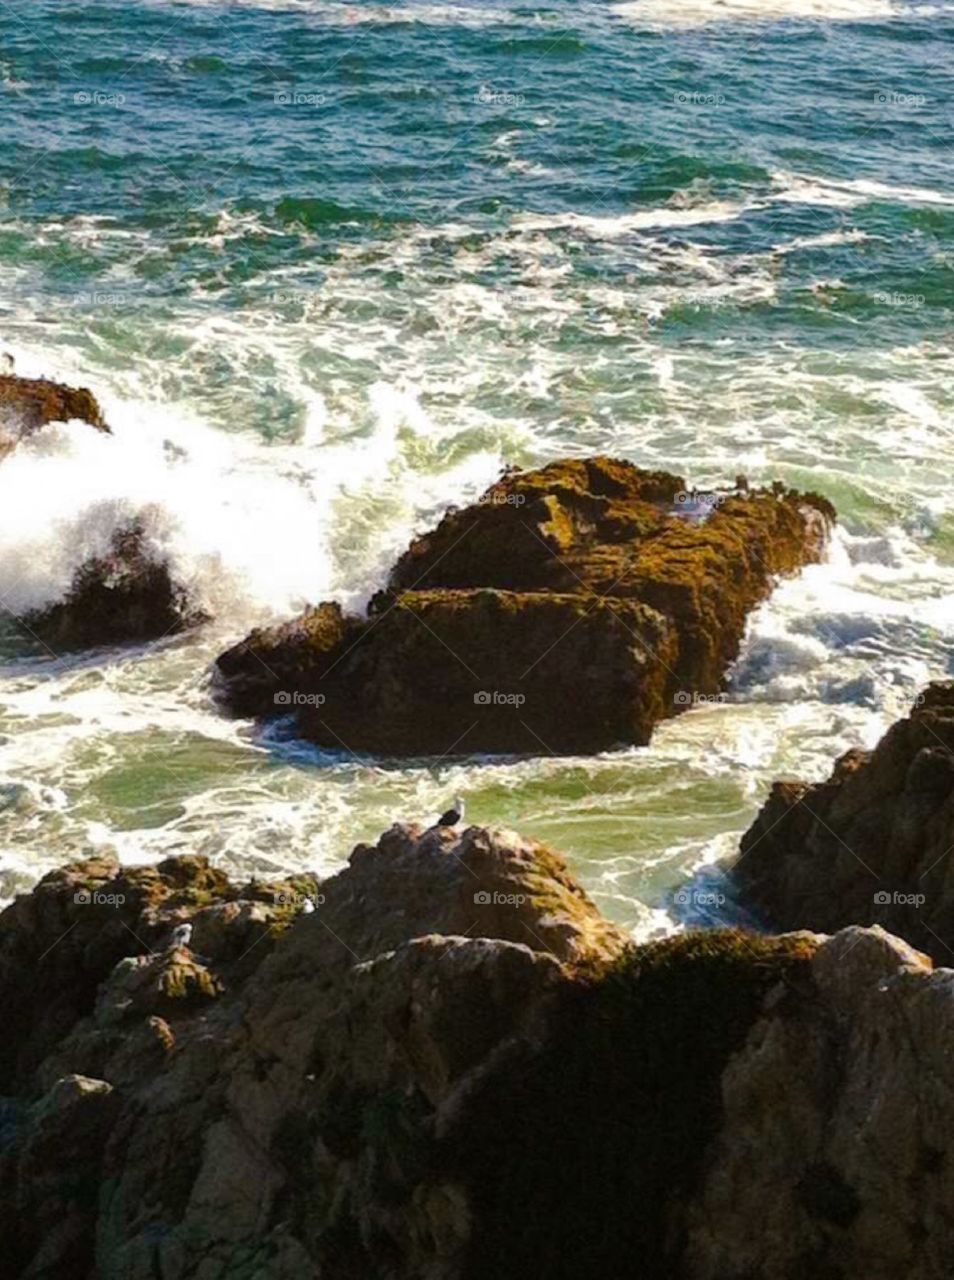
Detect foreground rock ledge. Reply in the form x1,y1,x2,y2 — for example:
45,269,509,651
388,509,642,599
0,373,206,651
733,680,954,961
214,457,835,754
1,824,949,1279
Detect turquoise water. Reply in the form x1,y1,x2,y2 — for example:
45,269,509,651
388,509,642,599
0,0,952,933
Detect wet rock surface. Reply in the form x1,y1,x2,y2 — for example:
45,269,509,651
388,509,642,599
214,457,835,754
0,373,108,459
733,681,954,961
18,521,209,653
0,371,207,651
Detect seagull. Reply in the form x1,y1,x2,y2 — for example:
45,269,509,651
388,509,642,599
170,922,193,949
436,796,465,828
0,352,14,375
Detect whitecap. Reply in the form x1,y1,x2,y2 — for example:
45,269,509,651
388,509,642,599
614,0,895,29
770,170,954,210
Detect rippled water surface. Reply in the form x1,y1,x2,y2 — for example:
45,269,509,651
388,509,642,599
0,0,952,932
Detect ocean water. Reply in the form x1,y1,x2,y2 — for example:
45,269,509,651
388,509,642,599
0,0,952,935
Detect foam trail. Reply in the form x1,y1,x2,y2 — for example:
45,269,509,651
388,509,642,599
731,528,954,711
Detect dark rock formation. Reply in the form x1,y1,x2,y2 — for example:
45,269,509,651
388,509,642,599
18,521,208,653
213,601,363,720
2,824,949,1279
733,681,954,961
0,373,108,459
214,457,835,753
0,825,623,1278
0,373,206,650
684,926,946,1280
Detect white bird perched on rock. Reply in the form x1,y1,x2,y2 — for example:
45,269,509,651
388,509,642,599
436,796,465,828
0,352,14,375
170,922,193,948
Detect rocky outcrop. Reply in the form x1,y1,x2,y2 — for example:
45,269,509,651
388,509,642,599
18,521,208,653
2,825,954,1278
0,824,631,1278
685,926,949,1280
0,850,319,1092
214,457,835,753
0,373,108,459
733,681,954,961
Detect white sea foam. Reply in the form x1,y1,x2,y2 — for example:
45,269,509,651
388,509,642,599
614,0,895,29
512,202,748,237
0,350,503,625
0,407,338,622
731,528,954,709
154,0,538,25
772,228,875,254
770,170,954,209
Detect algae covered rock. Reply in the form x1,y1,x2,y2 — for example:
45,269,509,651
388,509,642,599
733,681,954,960
214,456,835,754
212,600,363,719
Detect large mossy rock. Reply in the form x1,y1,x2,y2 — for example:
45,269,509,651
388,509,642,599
1,826,952,1278
214,457,835,754
733,681,954,960
0,373,108,458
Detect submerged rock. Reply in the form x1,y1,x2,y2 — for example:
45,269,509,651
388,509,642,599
732,681,954,960
214,457,835,753
0,373,108,459
2,824,949,1279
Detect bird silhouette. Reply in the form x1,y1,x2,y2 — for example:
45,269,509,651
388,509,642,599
436,796,465,827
